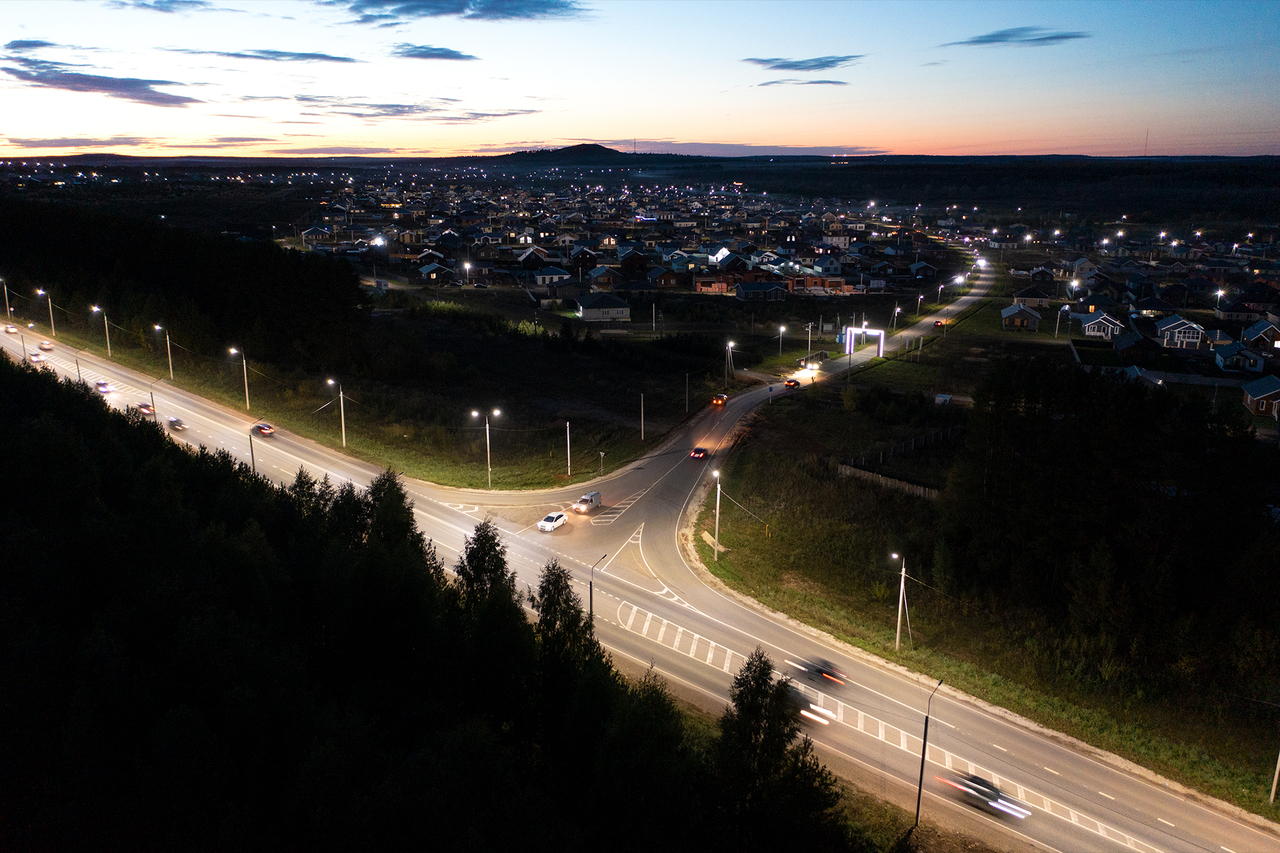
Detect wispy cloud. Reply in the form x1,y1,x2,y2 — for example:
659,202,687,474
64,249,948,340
758,78,848,87
0,57,199,106
293,93,533,123
325,0,585,26
4,40,57,51
169,47,358,63
942,26,1089,48
4,135,151,148
743,55,863,72
391,43,478,60
106,0,219,12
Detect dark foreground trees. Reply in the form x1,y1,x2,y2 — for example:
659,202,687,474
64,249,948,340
0,359,868,852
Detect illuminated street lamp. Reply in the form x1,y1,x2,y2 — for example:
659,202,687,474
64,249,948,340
891,306,901,332
155,325,173,380
713,470,722,562
724,340,734,389
229,347,249,409
1216,289,1225,309
91,305,111,357
36,289,55,337
778,325,785,355
891,552,908,651
328,378,346,447
471,407,500,488
1055,304,1069,338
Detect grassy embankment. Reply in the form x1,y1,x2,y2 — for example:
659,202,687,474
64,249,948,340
689,299,1280,821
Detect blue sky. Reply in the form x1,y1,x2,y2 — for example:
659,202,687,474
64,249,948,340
2,0,1277,158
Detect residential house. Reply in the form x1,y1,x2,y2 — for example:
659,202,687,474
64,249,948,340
1013,287,1052,308
417,262,453,284
1242,320,1280,355
909,261,938,280
1215,342,1266,373
1081,311,1125,340
534,266,572,287
1113,331,1162,362
1001,304,1041,331
1216,299,1260,323
576,292,631,323
1154,315,1206,349
735,281,788,302
1241,374,1280,417
1132,296,1177,318
586,266,622,290
1029,266,1055,285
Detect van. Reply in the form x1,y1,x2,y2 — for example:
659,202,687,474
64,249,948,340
572,491,602,513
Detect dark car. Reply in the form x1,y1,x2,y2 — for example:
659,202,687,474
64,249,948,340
250,423,275,436
689,447,708,459
137,402,155,416
934,320,945,327
939,774,1031,820
784,378,800,388
712,393,728,405
95,380,113,394
167,417,186,431
797,658,847,687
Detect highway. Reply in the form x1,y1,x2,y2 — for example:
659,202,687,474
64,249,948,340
5,264,1279,853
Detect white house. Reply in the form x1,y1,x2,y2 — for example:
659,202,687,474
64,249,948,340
1081,311,1125,340
577,292,631,322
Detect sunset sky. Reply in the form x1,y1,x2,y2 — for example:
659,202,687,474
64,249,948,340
3,0,1278,159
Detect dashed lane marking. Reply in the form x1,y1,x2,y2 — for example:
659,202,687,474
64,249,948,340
610,597,1166,853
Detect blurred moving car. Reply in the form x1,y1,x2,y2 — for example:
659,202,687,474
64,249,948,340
689,447,708,459
712,393,728,405
934,320,945,327
167,417,186,431
28,352,45,364
250,423,275,436
137,402,155,416
937,774,1031,820
784,378,800,388
4,324,16,334
95,380,113,394
537,511,567,532
571,491,602,513
39,340,54,351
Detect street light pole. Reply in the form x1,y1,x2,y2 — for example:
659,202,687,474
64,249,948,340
37,289,55,337
588,553,606,622
2,278,10,320
471,408,499,488
328,379,346,447
916,679,944,827
566,420,571,477
156,326,173,380
230,348,249,409
92,306,111,357
893,552,907,651
779,325,785,356
713,470,722,562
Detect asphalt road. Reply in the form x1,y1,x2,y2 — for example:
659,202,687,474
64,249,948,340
5,263,1279,853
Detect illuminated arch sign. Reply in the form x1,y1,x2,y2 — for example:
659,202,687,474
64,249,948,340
844,326,885,358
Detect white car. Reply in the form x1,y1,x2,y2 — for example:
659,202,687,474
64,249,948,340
537,512,567,532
